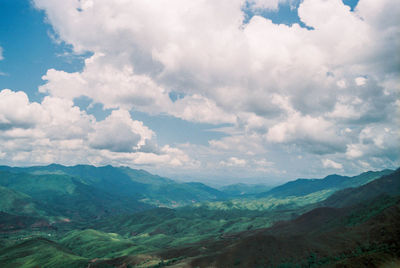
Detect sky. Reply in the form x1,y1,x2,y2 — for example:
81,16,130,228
0,0,399,185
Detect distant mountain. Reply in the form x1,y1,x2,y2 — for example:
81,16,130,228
144,170,400,267
322,168,400,208
0,170,151,222
258,169,393,198
219,183,272,196
0,164,227,222
0,166,398,267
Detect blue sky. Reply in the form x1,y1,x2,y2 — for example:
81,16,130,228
0,0,86,101
0,0,397,185
0,0,231,147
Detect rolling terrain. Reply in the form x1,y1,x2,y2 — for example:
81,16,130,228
0,164,227,208
90,169,400,267
0,165,398,267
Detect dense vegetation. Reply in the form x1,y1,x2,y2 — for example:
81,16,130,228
0,164,398,267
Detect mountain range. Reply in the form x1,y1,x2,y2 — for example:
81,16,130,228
0,164,398,267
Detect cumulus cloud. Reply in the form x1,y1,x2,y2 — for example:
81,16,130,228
220,157,247,167
2,0,397,179
34,0,399,120
247,0,292,11
355,77,367,86
322,159,343,170
0,89,194,171
39,55,235,124
88,110,154,153
346,126,399,162
0,89,45,130
266,112,346,154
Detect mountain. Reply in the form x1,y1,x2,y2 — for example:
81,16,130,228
0,165,226,207
0,165,398,267
322,168,400,208
0,185,46,217
144,170,400,267
258,169,393,198
181,197,400,268
68,168,400,265
0,164,228,223
219,183,272,196
0,170,151,222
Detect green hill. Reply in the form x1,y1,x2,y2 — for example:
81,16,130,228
0,238,87,268
0,170,152,222
258,169,393,198
0,164,227,208
0,165,398,267
141,171,400,268
322,168,400,208
60,229,136,259
0,185,46,217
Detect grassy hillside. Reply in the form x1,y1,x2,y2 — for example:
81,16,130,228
60,229,137,259
0,186,46,217
89,206,295,253
150,196,400,267
82,168,400,267
0,238,87,268
0,165,398,267
195,189,333,211
0,164,227,208
0,170,152,222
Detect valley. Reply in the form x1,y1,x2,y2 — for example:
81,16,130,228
0,165,399,267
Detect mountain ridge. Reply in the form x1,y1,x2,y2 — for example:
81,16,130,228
257,169,393,198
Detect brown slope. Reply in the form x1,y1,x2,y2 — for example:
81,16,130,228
87,170,400,268
184,199,400,268
90,198,399,268
321,168,400,208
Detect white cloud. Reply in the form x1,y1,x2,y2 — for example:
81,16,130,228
0,89,45,130
39,56,172,112
322,159,343,170
266,112,345,154
40,55,236,124
40,96,95,140
247,0,291,11
327,103,360,120
88,110,154,153
0,46,3,60
346,144,364,159
0,89,194,172
2,0,397,179
170,94,237,124
347,126,399,160
220,157,247,167
34,0,399,126
336,79,347,89
355,76,367,86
